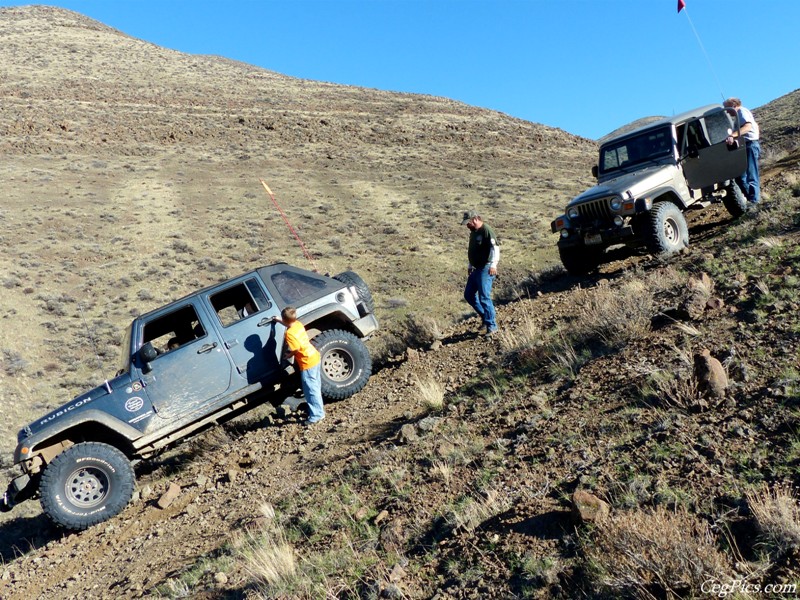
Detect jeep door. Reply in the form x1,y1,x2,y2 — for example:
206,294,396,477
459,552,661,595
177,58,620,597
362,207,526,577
205,276,283,385
681,108,747,190
136,300,234,419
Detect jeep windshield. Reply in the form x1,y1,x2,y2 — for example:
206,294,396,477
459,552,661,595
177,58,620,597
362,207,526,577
599,125,675,176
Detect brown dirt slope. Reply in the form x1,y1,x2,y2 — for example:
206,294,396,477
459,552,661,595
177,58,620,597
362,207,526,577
0,5,594,470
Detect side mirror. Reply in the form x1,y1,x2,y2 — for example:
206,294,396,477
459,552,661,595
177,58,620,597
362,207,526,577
591,165,598,178
139,342,158,373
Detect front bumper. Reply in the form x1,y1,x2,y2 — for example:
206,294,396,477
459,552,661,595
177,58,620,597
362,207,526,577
1,473,34,512
557,224,636,249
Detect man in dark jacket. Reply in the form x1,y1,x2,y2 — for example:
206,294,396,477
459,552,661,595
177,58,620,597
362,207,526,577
461,209,499,335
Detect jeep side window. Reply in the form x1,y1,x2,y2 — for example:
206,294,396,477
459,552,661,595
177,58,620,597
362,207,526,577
142,305,205,355
211,279,271,327
703,110,734,145
686,119,709,152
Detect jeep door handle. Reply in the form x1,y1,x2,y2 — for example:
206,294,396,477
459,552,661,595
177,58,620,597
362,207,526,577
197,342,218,354
257,318,273,327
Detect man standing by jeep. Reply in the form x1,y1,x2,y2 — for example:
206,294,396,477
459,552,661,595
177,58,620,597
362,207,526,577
724,97,761,205
462,209,499,336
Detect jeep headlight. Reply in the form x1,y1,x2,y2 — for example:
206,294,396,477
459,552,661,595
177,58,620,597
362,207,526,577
567,207,579,219
610,198,622,211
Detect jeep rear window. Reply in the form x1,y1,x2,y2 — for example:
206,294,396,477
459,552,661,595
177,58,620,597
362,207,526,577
600,125,673,174
270,270,327,304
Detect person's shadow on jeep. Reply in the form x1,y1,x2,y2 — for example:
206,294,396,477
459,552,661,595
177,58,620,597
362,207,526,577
244,331,280,385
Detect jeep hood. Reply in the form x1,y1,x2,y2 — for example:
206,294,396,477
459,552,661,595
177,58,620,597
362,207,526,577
20,372,132,439
568,165,675,207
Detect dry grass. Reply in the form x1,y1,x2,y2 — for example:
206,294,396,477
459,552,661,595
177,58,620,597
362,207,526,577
574,279,654,348
746,483,800,557
585,506,733,599
414,372,445,413
497,306,540,356
430,460,454,488
239,504,298,590
446,488,511,532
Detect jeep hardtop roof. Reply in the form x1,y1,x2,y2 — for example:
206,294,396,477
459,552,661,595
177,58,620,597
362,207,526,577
602,104,723,147
135,262,343,321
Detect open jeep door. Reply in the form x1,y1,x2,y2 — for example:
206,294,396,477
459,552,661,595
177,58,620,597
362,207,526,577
681,106,747,190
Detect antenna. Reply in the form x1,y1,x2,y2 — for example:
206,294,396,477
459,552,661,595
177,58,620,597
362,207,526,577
79,302,112,393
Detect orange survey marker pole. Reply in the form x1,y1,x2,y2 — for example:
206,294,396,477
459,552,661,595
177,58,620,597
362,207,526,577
260,179,319,273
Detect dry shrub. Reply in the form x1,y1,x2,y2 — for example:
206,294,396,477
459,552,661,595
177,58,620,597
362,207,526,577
639,368,699,411
497,308,540,356
575,279,654,348
401,313,444,348
585,506,732,599
746,483,800,557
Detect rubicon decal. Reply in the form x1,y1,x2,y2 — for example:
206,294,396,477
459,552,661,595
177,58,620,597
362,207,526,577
39,396,94,426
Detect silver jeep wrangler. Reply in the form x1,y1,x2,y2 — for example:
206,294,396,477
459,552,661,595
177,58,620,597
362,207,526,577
551,104,748,275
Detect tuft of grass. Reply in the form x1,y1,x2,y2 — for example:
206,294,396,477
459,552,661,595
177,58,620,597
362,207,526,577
445,488,511,533
414,372,445,413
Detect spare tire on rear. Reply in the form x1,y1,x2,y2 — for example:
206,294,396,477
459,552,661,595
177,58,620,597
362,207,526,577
333,271,375,313
312,329,372,400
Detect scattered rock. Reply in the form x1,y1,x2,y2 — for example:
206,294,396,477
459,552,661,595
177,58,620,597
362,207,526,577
571,490,609,524
389,563,406,582
214,572,228,585
157,483,181,509
374,510,390,525
398,423,419,444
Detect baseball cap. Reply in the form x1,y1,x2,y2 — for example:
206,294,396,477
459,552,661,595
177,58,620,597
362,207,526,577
461,209,478,225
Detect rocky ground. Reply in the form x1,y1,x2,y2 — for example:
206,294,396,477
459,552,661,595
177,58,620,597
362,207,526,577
2,185,800,599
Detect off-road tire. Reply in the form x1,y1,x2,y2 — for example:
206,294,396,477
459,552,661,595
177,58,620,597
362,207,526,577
333,271,375,313
40,442,135,531
644,202,689,255
558,244,602,276
722,181,748,218
312,329,372,401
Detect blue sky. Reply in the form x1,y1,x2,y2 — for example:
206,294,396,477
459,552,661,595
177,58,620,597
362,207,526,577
3,0,798,139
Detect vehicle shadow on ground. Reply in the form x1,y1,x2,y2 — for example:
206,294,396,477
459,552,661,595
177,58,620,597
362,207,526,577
0,512,60,561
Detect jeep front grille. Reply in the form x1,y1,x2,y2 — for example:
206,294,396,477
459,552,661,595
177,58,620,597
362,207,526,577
576,198,613,221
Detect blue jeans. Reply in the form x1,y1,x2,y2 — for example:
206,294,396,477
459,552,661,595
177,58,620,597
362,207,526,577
300,363,325,422
464,265,497,332
738,140,761,203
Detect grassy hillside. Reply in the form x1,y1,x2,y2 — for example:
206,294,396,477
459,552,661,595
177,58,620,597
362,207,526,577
0,5,594,461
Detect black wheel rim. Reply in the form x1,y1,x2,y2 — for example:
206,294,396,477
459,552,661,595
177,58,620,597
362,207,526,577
65,466,110,508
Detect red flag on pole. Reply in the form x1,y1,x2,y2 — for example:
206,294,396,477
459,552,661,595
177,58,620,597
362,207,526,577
678,0,686,12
